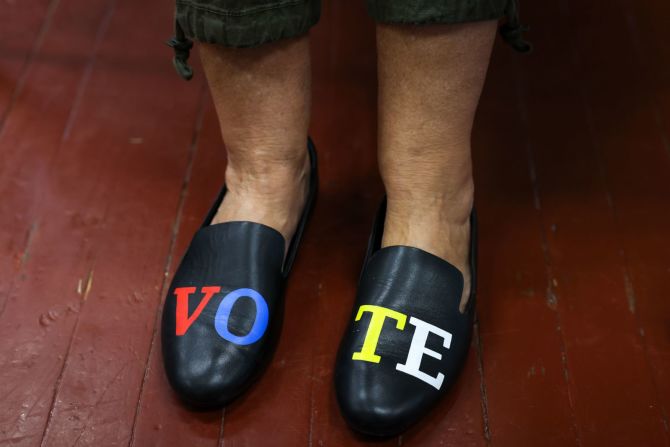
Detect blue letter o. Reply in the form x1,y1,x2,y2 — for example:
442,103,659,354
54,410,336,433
214,288,269,345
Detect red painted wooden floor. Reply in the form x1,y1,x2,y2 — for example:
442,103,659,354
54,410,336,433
1,0,670,445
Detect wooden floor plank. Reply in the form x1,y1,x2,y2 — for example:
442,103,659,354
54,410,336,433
469,41,579,446
0,0,205,444
616,0,670,432
511,1,668,444
618,0,670,147
3,0,670,445
0,0,112,324
130,98,225,447
36,0,207,442
567,0,670,440
0,0,122,443
0,0,52,125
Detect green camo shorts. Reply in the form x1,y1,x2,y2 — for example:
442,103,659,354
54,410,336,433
168,0,530,80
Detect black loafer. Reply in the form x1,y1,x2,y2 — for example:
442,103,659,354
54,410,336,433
334,198,477,437
161,138,318,408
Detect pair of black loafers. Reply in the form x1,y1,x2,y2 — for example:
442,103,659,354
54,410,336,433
161,138,477,437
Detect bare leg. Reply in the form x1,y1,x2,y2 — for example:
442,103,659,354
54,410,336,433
200,36,311,253
376,21,496,312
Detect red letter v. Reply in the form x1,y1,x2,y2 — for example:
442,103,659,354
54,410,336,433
174,286,221,335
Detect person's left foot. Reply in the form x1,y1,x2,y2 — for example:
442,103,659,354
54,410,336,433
334,195,477,437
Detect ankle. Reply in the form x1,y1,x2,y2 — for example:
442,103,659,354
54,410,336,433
224,150,309,200
381,179,473,265
211,149,310,247
385,177,474,225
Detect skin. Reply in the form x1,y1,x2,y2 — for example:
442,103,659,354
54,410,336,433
202,21,497,311
376,21,497,312
200,36,312,254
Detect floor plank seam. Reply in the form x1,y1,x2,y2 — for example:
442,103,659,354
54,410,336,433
69,362,129,446
128,83,208,446
564,0,670,438
526,140,582,447
474,319,492,445
0,0,114,322
39,277,92,446
0,0,61,134
579,72,670,444
306,381,315,447
217,408,226,447
615,1,670,436
618,0,670,164
0,218,40,319
516,70,583,447
60,1,117,142
305,261,323,447
31,0,119,442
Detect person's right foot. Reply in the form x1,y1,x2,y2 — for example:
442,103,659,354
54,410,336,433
162,141,317,408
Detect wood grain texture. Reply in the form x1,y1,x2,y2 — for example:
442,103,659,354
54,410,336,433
472,42,578,446
130,99,224,447
0,0,52,124
36,0,206,441
511,1,668,445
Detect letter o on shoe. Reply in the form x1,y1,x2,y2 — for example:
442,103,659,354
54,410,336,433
215,288,269,345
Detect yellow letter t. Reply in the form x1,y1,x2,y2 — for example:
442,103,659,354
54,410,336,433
351,305,407,363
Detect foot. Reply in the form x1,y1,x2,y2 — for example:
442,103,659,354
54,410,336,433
162,141,317,409
335,192,477,436
211,149,310,255
381,187,473,313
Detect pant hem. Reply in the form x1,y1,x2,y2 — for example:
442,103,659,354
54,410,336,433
176,0,320,48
